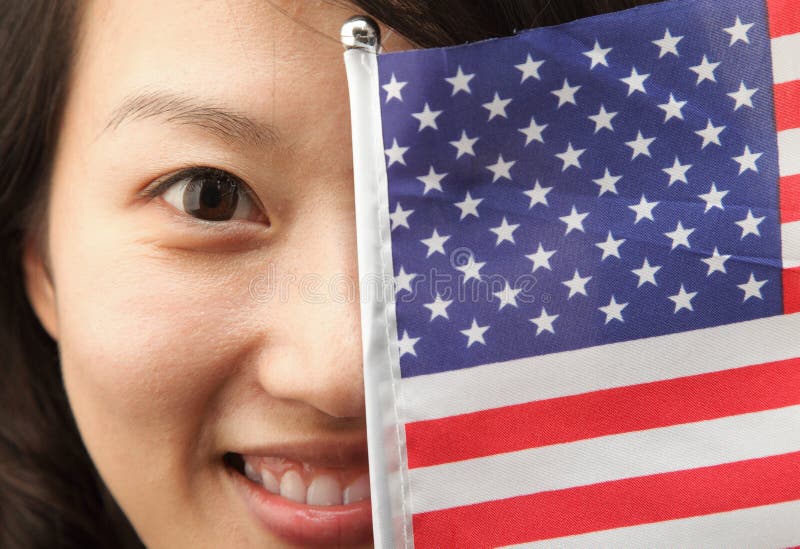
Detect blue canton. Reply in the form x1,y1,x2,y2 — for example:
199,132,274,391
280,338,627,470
377,0,782,378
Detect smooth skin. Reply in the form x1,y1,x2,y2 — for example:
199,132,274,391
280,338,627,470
22,1,412,547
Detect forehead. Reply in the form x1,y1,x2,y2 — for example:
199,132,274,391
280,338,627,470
72,0,357,140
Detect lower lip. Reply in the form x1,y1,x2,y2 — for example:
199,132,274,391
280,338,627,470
228,465,374,547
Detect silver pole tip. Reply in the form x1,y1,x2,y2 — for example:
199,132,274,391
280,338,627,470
341,15,381,53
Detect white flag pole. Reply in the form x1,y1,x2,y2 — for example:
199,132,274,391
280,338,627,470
341,17,413,549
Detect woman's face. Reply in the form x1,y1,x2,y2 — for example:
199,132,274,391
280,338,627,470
23,1,411,547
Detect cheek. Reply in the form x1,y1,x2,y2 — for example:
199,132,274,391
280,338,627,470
51,237,267,539
51,230,262,474
57,249,256,424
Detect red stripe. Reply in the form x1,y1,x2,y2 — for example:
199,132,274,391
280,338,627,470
783,267,800,314
412,451,800,548
781,174,800,223
775,81,800,133
405,357,800,468
766,0,800,38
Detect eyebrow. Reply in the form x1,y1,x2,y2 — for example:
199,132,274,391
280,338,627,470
100,89,280,147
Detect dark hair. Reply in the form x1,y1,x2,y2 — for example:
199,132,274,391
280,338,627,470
0,2,143,548
350,0,661,49
0,1,659,547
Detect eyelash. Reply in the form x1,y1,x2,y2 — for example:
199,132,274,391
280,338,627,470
143,166,269,226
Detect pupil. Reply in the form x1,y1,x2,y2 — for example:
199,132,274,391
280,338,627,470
183,173,239,221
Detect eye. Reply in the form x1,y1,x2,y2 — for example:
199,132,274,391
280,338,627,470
145,166,269,226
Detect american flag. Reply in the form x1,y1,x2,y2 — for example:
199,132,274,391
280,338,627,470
358,0,800,546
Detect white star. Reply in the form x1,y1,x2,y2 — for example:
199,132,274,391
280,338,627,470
658,93,687,122
518,116,548,145
733,145,762,175
526,243,556,273
394,266,417,294
583,40,612,69
593,168,622,196
384,138,409,167
738,273,768,301
698,182,729,212
626,131,656,159
563,269,592,299
489,216,519,246
420,228,450,257
735,208,765,238
424,293,453,320
482,92,512,120
486,154,516,182
445,66,475,95
530,307,558,335
559,205,589,235
620,67,650,96
524,180,552,209
454,191,483,220
515,54,545,82
695,119,726,149
632,258,661,287
460,318,489,347
382,73,407,102
701,246,731,276
449,130,479,159
551,79,581,108
455,255,486,283
689,55,720,85
411,102,443,131
397,330,420,357
416,166,447,194
629,195,659,223
596,231,626,260
724,16,754,46
493,281,521,310
555,142,585,171
662,156,692,186
599,295,628,324
588,104,617,133
727,81,758,110
668,284,698,313
652,29,683,57
389,202,414,231
664,221,695,250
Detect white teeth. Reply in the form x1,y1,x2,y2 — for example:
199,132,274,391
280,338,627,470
260,468,280,494
244,461,262,484
343,474,371,504
279,470,306,503
241,457,370,506
306,474,343,506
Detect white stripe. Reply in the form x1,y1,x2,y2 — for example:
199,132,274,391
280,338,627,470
399,313,800,422
770,33,800,84
407,405,800,513
501,499,800,549
778,128,800,177
782,220,800,269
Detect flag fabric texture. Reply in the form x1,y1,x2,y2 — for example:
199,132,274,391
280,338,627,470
352,0,800,546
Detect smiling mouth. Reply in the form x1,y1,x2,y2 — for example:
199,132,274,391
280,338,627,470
224,452,371,506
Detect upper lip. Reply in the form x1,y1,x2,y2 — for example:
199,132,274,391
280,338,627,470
233,436,369,469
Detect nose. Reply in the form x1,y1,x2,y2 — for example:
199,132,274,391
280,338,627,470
252,227,366,420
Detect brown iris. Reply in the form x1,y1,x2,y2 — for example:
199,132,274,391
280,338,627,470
183,172,240,221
